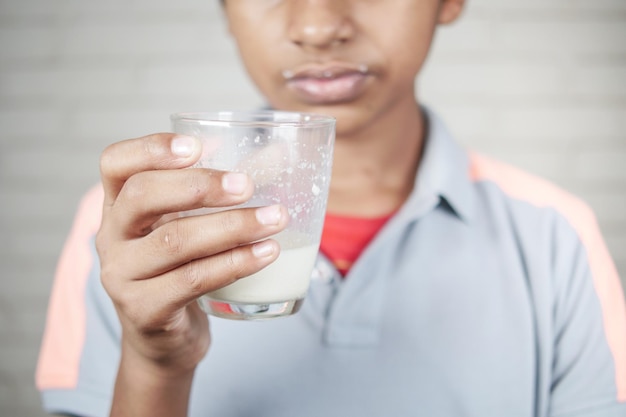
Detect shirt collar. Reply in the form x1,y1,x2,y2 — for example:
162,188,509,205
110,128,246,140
399,107,475,223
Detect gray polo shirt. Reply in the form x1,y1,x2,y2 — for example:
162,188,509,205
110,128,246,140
37,109,626,417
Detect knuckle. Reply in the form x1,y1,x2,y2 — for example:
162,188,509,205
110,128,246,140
107,282,165,334
99,143,117,176
178,263,206,296
96,240,130,302
99,267,114,294
116,289,150,327
218,211,246,235
141,135,166,159
161,222,185,256
224,249,248,279
94,228,107,256
99,261,121,300
186,170,208,205
114,285,135,310
120,172,148,202
96,234,123,298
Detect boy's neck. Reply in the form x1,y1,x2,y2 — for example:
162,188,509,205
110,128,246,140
327,98,425,217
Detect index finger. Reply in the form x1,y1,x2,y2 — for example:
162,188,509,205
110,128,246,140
99,133,202,207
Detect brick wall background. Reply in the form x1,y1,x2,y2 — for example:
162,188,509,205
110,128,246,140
0,0,624,415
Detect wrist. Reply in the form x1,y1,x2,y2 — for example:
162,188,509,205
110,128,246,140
110,344,196,417
120,339,199,381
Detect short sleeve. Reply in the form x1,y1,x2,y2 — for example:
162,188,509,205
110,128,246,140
548,210,626,417
36,185,120,417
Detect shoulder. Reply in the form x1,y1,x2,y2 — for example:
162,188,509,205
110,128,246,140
468,152,626,403
468,151,596,233
466,151,607,268
466,151,616,303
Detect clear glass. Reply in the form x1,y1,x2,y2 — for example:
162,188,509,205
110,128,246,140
171,111,336,320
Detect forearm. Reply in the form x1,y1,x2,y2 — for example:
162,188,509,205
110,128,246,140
109,346,195,417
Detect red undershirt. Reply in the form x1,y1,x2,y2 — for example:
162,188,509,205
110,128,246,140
320,211,395,276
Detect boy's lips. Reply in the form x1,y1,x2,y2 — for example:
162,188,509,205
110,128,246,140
283,63,371,105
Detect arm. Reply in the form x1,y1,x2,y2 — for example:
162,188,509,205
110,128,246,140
549,212,626,416
96,134,288,416
108,345,194,417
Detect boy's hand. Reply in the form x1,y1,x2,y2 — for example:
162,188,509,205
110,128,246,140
96,133,288,377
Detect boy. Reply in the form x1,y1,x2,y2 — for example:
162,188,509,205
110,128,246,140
36,1,626,416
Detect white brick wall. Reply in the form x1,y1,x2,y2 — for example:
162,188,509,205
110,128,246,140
1,0,624,415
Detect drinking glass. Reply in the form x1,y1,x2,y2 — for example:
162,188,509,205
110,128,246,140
171,111,335,320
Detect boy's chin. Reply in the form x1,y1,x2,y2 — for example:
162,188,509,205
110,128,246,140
268,101,379,138
327,108,377,138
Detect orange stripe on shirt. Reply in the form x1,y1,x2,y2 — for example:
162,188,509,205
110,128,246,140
469,152,626,401
35,185,104,390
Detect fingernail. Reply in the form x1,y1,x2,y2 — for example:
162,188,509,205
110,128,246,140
256,205,282,226
171,135,198,157
222,172,249,195
252,240,276,258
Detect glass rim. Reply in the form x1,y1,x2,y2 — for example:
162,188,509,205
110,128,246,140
170,110,335,128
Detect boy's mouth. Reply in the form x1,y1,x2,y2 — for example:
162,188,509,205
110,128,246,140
283,63,370,105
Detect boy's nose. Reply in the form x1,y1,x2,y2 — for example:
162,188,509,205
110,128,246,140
287,0,355,50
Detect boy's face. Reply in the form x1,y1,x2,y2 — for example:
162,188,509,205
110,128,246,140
224,0,463,135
